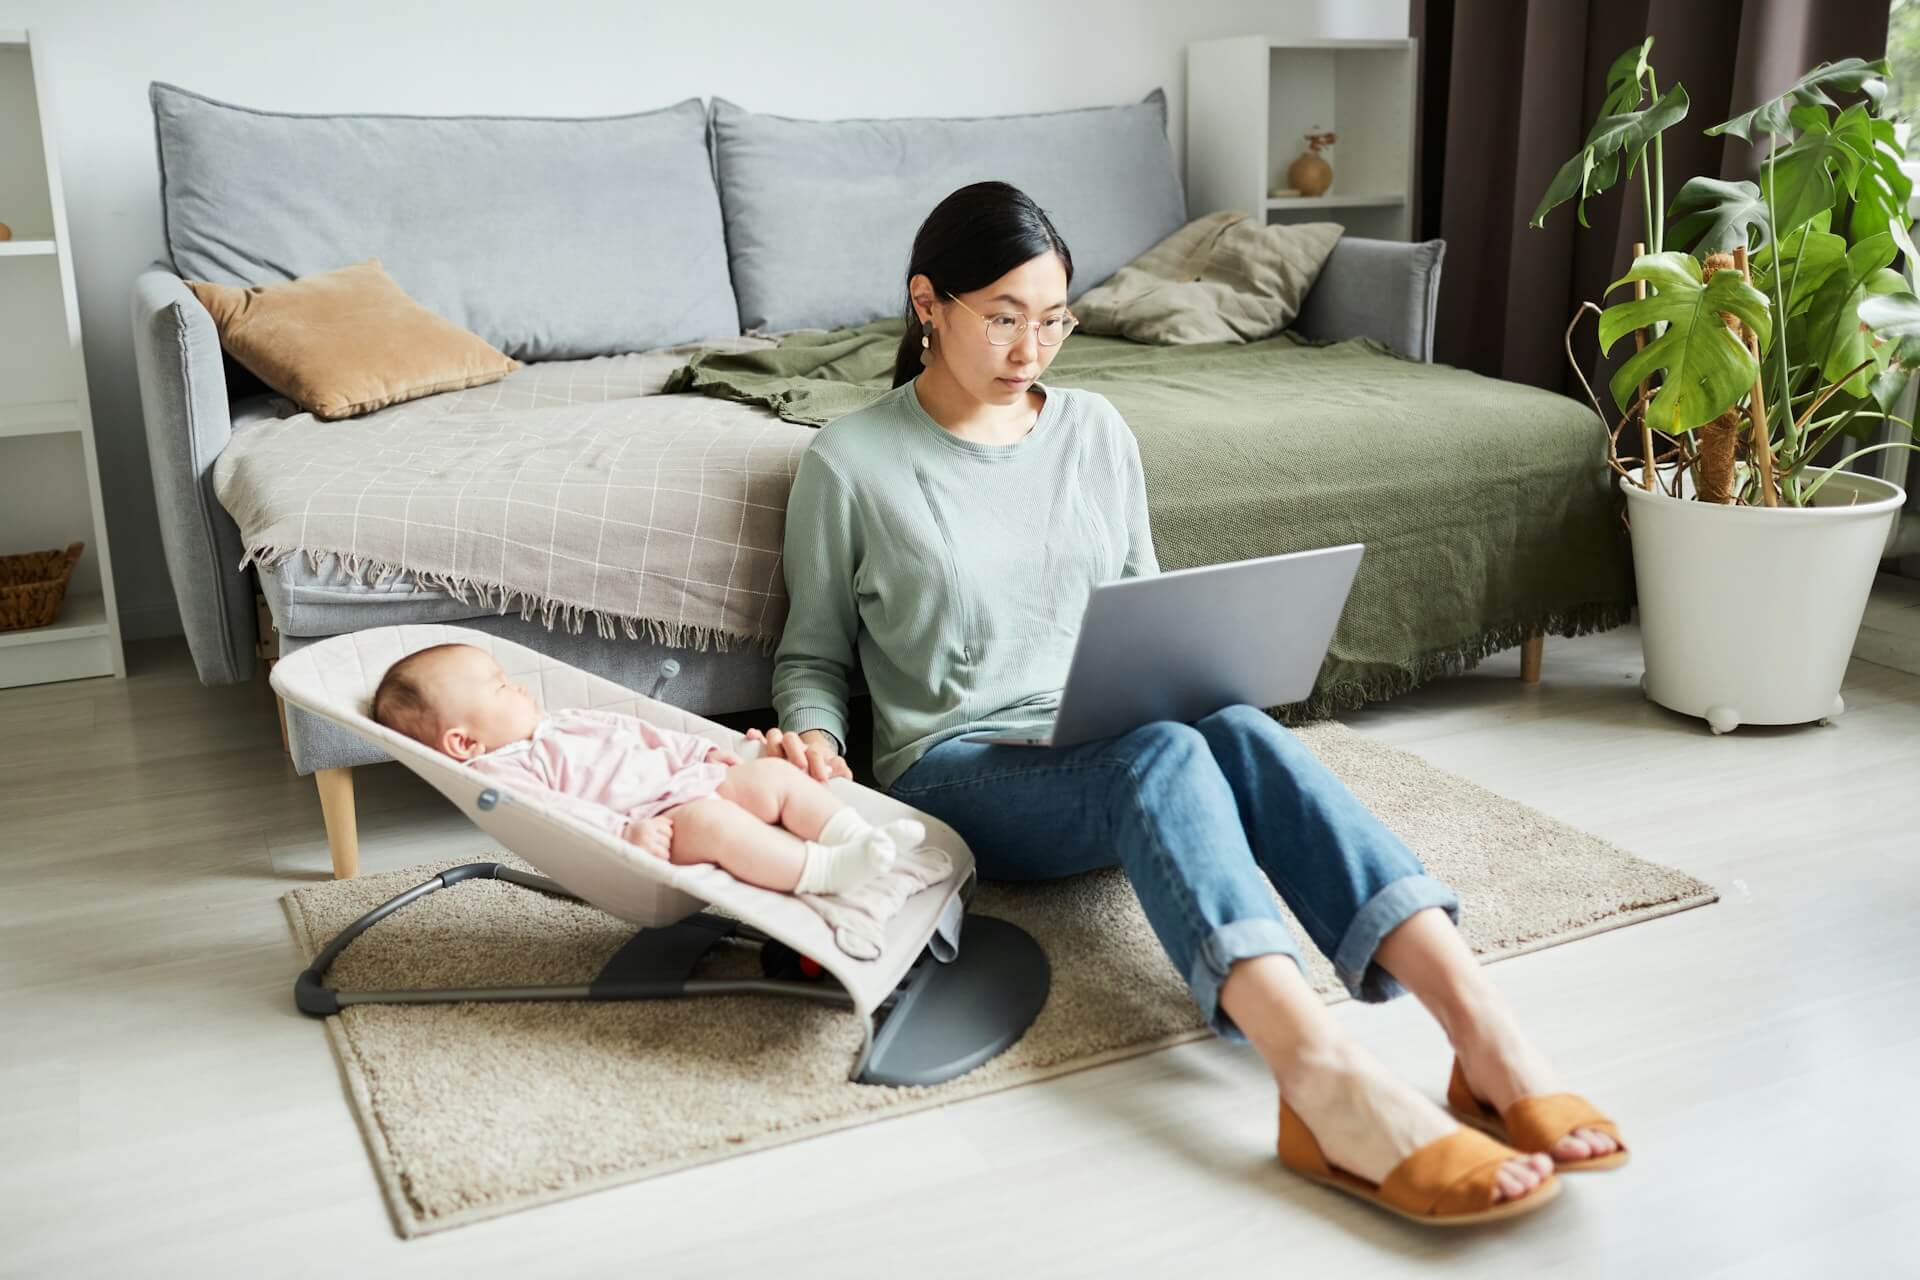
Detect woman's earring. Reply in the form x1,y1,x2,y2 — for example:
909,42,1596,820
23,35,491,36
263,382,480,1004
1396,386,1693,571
920,327,932,366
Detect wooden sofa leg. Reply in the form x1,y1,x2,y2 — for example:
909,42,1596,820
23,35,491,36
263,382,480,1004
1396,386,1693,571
1520,631,1544,684
315,766,361,879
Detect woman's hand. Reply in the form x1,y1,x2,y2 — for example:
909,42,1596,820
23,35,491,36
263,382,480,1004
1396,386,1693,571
626,815,674,861
745,726,852,782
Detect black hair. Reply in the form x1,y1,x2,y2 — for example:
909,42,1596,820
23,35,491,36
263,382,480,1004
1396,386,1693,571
371,642,467,747
892,181,1074,388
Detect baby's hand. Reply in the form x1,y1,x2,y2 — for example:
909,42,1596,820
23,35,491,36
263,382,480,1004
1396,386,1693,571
626,816,673,861
704,744,741,767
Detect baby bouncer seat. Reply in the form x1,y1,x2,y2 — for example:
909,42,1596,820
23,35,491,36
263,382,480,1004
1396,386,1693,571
270,624,1049,1086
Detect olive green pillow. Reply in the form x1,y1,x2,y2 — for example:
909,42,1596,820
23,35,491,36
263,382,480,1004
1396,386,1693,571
186,259,520,420
1074,213,1344,345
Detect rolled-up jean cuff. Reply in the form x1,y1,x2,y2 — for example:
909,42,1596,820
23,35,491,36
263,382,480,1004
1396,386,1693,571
1187,919,1308,1045
1332,874,1461,1003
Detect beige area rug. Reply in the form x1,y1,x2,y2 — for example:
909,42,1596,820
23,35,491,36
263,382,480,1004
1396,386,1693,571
282,722,1716,1237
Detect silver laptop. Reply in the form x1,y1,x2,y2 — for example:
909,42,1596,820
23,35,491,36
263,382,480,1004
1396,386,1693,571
960,543,1364,748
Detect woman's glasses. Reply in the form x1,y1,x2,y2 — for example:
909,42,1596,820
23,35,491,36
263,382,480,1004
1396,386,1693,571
945,292,1078,347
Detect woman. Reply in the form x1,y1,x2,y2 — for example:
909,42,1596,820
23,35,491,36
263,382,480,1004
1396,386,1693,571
748,181,1623,1225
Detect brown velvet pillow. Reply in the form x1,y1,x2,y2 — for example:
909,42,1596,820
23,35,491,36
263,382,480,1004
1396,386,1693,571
186,259,520,420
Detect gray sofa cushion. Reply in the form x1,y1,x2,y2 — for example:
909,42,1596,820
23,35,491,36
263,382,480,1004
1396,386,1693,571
150,82,739,361
710,91,1188,332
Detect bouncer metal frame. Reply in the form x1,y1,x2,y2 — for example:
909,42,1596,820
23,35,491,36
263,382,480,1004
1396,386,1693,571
294,861,1050,1086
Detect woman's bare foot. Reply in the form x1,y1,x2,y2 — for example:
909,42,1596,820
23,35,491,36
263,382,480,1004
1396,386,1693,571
1449,987,1621,1165
1280,1041,1554,1203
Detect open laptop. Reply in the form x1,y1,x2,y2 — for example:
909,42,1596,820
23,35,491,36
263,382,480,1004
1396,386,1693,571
960,543,1364,748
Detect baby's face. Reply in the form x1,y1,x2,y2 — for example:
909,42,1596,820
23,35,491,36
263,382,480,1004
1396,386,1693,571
431,645,541,758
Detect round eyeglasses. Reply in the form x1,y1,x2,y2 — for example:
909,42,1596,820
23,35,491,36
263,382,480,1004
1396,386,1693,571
945,292,1078,347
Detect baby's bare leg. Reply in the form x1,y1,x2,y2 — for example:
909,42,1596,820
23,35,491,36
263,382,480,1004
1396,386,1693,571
715,757,840,840
680,761,903,896
663,795,807,893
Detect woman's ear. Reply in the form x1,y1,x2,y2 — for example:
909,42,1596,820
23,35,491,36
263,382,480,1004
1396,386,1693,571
907,273,936,325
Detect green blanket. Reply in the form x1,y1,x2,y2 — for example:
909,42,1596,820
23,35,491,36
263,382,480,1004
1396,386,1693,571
665,320,1630,720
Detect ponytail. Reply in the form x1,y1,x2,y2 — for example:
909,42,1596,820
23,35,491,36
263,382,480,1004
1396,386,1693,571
890,181,1073,389
892,310,929,389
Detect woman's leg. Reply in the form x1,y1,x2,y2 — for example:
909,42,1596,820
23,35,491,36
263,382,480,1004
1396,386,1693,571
1191,704,1460,1005
890,724,1551,1201
1373,908,1620,1162
890,721,1309,1036
1196,705,1611,1162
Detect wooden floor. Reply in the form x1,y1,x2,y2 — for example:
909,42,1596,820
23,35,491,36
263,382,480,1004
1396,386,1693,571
4,625,1916,1277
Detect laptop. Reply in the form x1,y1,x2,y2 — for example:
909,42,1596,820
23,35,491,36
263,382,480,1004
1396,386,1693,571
960,543,1364,748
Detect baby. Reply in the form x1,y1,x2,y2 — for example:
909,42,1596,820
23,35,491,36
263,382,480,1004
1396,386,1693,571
370,643,922,896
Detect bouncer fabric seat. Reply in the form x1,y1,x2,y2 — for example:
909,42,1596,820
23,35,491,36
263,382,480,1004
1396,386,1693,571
270,624,1048,1085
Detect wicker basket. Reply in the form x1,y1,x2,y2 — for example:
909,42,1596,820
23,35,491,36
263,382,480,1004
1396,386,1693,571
0,541,84,632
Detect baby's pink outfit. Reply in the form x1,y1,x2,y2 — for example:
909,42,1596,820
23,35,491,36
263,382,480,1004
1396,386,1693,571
468,706,729,840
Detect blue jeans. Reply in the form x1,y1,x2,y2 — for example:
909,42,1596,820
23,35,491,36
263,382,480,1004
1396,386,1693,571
885,704,1461,1044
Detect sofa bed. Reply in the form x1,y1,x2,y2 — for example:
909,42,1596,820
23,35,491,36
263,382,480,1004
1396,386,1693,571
129,82,1630,879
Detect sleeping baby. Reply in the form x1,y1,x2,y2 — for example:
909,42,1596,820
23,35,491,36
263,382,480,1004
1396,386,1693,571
370,643,922,896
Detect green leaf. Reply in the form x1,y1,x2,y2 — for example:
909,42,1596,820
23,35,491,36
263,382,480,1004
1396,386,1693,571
1859,290,1920,337
1708,57,1892,141
1752,221,1849,320
1531,85,1689,230
1803,232,1902,394
1859,292,1920,409
1849,118,1915,245
1892,216,1920,292
1600,38,1654,116
1759,103,1874,242
1598,251,1772,431
1667,177,1770,254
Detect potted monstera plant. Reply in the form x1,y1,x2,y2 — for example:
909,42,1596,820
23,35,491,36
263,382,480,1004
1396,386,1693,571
1535,40,1918,734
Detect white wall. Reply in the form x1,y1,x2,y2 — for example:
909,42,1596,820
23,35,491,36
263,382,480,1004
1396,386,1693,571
0,0,1407,644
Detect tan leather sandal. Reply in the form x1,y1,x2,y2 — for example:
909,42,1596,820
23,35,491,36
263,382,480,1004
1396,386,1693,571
1446,1058,1630,1171
1277,1099,1561,1225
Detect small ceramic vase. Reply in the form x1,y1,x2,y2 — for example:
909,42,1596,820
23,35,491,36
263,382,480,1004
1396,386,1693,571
1287,130,1338,198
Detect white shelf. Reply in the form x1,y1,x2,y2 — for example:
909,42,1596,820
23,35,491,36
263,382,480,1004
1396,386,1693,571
0,31,123,686
1265,193,1407,210
1188,35,1418,241
0,589,106,649
0,590,115,687
1259,37,1412,50
0,399,79,438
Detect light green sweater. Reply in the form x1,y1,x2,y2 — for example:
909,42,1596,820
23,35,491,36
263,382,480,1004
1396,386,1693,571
772,379,1159,791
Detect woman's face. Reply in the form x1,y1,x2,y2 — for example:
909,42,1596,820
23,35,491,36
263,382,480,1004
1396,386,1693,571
917,252,1071,408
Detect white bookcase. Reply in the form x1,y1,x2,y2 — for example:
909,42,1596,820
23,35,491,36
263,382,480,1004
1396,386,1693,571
0,29,123,688
1186,36,1418,241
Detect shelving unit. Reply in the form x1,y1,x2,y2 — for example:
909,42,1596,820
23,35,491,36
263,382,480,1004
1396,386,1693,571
0,29,124,688
1186,36,1418,241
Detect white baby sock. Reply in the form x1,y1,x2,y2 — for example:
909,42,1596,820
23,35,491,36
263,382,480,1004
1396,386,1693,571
814,806,872,847
796,821,896,896
874,817,927,855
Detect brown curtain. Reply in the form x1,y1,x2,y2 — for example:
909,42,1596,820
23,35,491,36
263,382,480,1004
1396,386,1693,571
1413,0,1891,405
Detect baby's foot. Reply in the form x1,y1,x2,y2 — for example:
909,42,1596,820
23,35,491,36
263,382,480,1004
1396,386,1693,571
795,828,897,895
875,817,926,856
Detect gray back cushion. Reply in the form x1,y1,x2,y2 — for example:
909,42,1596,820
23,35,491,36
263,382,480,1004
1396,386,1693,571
151,82,740,360
711,91,1188,332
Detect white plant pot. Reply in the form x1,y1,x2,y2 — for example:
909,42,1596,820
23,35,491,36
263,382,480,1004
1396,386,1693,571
1622,465,1906,733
